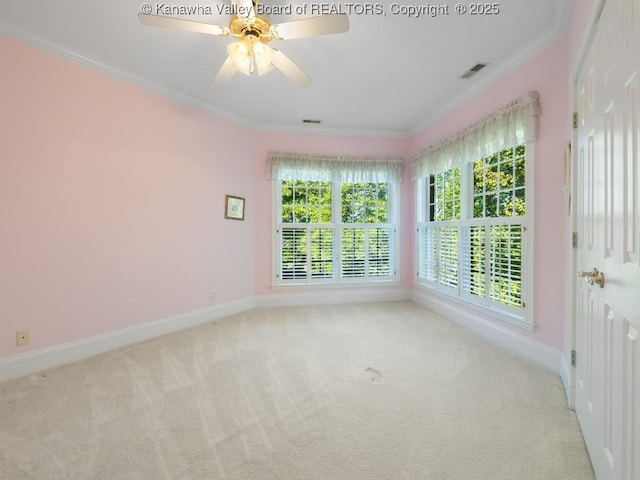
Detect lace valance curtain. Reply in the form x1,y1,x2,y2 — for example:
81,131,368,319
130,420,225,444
267,153,405,184
411,91,541,180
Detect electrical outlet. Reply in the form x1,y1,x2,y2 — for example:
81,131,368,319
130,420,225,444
16,330,29,347
210,291,216,302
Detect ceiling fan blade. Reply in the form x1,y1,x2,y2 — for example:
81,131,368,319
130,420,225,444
271,50,312,87
270,14,349,40
213,57,237,84
138,13,230,37
231,0,256,22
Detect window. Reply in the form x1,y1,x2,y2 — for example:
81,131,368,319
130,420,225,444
280,180,333,281
417,146,529,325
429,166,461,221
413,92,539,329
270,154,402,286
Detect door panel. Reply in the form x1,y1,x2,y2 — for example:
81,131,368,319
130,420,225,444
575,33,601,462
624,74,638,265
574,0,640,479
623,323,638,480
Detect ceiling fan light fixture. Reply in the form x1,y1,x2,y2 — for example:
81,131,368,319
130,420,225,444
252,39,274,75
227,39,250,75
227,36,273,76
139,3,351,86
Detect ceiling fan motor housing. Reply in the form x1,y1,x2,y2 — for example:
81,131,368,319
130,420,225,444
229,15,272,43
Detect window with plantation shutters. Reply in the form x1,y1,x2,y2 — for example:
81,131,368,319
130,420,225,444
280,227,334,280
413,93,537,329
416,144,531,327
269,154,402,286
341,226,392,278
488,223,523,308
280,228,308,280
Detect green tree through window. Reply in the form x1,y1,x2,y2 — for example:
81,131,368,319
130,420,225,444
473,145,525,218
418,144,527,317
279,179,393,283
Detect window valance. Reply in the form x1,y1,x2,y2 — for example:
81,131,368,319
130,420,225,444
411,91,540,180
267,152,404,184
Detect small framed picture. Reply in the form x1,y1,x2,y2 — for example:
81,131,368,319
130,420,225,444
224,195,245,221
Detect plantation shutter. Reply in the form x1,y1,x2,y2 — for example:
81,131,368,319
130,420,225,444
368,227,391,277
488,223,524,309
341,226,392,279
413,92,537,329
417,224,438,282
280,228,308,280
438,226,459,289
272,153,402,285
460,224,487,299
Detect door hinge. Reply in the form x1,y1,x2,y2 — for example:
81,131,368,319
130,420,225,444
572,112,578,129
571,350,576,367
572,232,578,248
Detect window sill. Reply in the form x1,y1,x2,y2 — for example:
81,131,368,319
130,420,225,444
415,282,535,332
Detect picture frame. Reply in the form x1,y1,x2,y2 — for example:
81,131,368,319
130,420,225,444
224,195,245,221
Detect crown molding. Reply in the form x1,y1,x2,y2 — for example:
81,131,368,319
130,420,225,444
255,122,411,139
1,0,574,140
409,0,574,136
0,18,408,138
0,18,256,130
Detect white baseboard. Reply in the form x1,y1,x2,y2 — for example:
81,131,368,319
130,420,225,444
0,297,255,384
560,354,575,408
256,286,411,308
411,290,562,374
1,290,562,384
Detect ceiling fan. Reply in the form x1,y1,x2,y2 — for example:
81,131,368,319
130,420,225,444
138,0,349,87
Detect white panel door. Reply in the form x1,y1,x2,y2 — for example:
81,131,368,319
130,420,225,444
575,0,640,479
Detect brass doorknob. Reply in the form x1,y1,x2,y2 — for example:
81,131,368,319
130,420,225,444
578,268,605,288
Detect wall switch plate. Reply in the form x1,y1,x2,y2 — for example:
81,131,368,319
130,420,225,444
16,330,29,347
210,291,216,302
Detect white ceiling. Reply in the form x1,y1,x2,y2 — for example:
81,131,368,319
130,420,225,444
0,0,572,136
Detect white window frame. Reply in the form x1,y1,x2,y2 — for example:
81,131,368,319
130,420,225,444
411,92,540,331
271,165,401,288
416,143,535,330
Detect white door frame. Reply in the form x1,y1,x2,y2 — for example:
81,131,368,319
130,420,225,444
566,0,607,410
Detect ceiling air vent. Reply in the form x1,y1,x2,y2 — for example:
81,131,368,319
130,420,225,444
460,63,489,79
302,119,322,124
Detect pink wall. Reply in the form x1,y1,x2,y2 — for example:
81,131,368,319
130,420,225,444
409,38,570,350
0,36,255,359
253,132,412,296
1,0,597,363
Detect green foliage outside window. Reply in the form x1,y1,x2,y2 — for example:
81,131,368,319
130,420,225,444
430,167,461,221
281,180,332,223
473,145,525,218
341,183,388,223
280,180,391,281
423,145,525,310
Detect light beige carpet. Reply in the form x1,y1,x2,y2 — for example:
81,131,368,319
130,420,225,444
0,302,594,479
